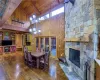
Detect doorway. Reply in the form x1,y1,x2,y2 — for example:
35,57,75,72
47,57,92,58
35,37,57,58
51,38,56,58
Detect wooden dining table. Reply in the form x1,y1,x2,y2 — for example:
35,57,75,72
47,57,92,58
31,52,45,68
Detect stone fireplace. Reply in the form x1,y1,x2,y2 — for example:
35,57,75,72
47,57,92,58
64,0,97,79
65,40,95,80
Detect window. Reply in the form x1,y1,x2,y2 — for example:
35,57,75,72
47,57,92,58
39,16,45,21
30,6,64,24
45,14,49,18
51,6,64,17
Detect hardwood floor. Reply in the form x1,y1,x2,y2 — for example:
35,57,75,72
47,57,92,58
0,52,68,80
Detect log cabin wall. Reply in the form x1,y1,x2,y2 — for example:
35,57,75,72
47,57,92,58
30,13,65,58
94,0,100,80
6,8,30,28
15,34,23,50
95,62,100,80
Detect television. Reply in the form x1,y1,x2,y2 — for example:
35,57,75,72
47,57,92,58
26,42,31,46
69,48,80,68
2,40,12,46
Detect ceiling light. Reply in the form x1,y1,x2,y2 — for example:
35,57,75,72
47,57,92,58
38,30,41,33
30,17,32,21
39,18,41,21
33,15,36,19
33,28,36,31
29,29,32,32
34,31,37,34
35,20,38,23
41,17,44,20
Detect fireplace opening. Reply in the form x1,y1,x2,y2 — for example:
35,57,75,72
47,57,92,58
69,48,80,68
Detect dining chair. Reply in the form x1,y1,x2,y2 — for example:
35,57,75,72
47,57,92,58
23,46,28,53
27,52,37,68
39,51,50,70
24,51,28,65
23,46,28,65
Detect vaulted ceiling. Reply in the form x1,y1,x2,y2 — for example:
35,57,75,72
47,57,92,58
0,0,22,27
18,0,64,17
0,0,64,31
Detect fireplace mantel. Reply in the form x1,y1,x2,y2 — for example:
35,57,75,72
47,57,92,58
95,59,100,66
64,38,89,42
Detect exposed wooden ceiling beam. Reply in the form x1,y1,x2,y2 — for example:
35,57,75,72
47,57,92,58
0,0,22,27
30,2,41,15
18,6,29,16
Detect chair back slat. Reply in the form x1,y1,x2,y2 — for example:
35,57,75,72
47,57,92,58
24,51,28,59
23,46,28,59
24,46,28,52
27,52,32,61
45,51,50,64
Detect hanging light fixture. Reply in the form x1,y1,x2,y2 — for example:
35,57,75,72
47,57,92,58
33,28,36,31
34,31,37,34
29,28,32,32
29,15,42,34
38,30,41,33
30,17,32,21
33,15,36,19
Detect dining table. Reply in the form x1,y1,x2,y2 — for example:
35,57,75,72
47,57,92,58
31,52,45,68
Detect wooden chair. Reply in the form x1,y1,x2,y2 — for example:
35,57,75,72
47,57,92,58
24,51,28,65
23,46,28,65
27,52,36,68
39,51,50,70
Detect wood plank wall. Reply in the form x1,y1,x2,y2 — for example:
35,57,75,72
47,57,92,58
96,62,100,80
15,34,23,49
30,13,65,58
6,8,30,28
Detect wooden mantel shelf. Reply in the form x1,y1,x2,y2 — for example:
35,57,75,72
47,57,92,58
64,37,89,42
95,59,100,66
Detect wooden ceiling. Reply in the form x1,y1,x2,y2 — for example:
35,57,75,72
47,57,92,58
0,0,64,31
0,0,22,27
18,0,64,17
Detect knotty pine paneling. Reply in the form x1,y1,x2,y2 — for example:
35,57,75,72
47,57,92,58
96,62,100,80
15,34,23,49
7,8,30,28
31,13,65,58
